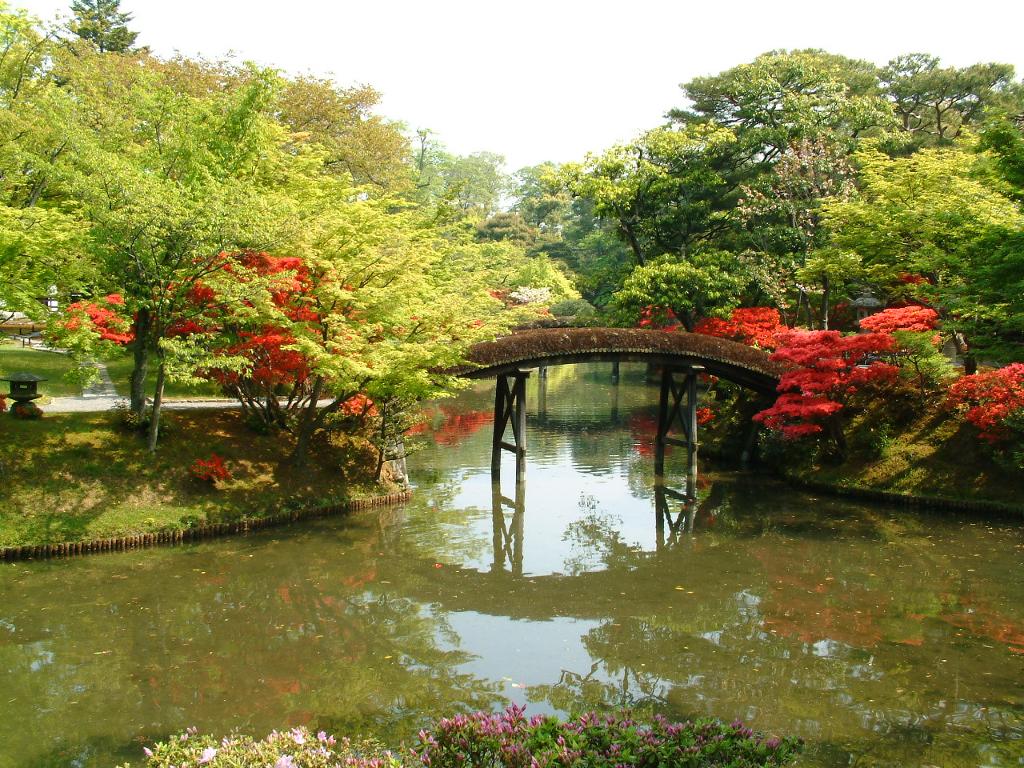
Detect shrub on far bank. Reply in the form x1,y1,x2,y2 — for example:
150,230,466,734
133,710,801,768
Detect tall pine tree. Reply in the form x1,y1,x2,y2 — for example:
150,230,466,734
69,0,137,53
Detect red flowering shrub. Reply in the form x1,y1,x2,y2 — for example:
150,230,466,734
694,307,784,349
189,454,231,484
859,306,939,334
340,393,378,418
0,394,6,413
62,293,135,344
947,364,1024,443
697,406,715,425
636,305,679,330
755,330,898,440
198,252,320,429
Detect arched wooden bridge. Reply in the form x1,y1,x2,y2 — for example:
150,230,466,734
450,328,784,481
454,327,784,394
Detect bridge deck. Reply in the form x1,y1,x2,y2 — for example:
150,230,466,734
454,327,785,395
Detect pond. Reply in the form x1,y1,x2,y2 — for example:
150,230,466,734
0,363,1022,767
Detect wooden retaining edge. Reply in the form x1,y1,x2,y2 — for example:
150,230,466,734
783,473,1024,517
0,490,413,563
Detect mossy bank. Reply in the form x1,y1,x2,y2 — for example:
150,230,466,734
0,409,405,553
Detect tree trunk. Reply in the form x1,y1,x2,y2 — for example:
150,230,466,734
795,288,808,329
374,401,388,481
620,221,646,266
820,276,830,330
129,308,152,417
673,307,695,333
290,376,324,467
147,361,166,453
827,415,847,462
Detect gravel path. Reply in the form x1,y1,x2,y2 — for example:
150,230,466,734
45,395,242,413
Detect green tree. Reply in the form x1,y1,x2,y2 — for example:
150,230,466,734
68,0,137,53
277,77,410,191
880,54,1021,146
825,141,1024,363
441,151,508,219
613,250,744,331
0,5,94,319
671,49,893,164
738,137,857,327
563,124,739,266
474,211,537,247
50,50,293,448
276,193,516,466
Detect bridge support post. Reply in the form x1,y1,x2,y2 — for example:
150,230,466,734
491,369,530,480
655,483,696,551
655,365,703,492
536,371,548,425
491,480,525,576
611,361,620,383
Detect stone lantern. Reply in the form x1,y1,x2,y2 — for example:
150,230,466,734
1,372,46,418
851,291,883,325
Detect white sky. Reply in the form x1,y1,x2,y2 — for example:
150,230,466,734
15,0,1024,172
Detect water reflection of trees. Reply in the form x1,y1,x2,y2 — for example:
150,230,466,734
514,508,1024,767
0,530,503,767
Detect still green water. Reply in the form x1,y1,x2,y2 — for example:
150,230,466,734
0,364,1022,767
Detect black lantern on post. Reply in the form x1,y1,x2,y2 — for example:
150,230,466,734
1,372,47,418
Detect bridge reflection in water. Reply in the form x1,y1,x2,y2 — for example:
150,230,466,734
487,356,714,575
488,477,712,576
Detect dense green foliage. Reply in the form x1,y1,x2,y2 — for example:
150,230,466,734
0,3,573,455
547,49,1024,364
3,3,1023,463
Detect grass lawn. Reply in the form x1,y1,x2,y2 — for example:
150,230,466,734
0,409,397,548
102,351,225,399
0,342,81,396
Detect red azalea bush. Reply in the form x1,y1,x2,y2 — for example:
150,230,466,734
694,307,784,349
62,293,135,344
0,394,6,413
859,306,939,334
340,393,378,418
636,305,679,330
189,454,231,484
755,330,898,440
697,406,715,425
11,400,42,419
947,364,1024,443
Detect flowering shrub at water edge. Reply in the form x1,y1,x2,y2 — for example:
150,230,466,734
130,726,401,767
132,710,801,767
413,706,801,767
